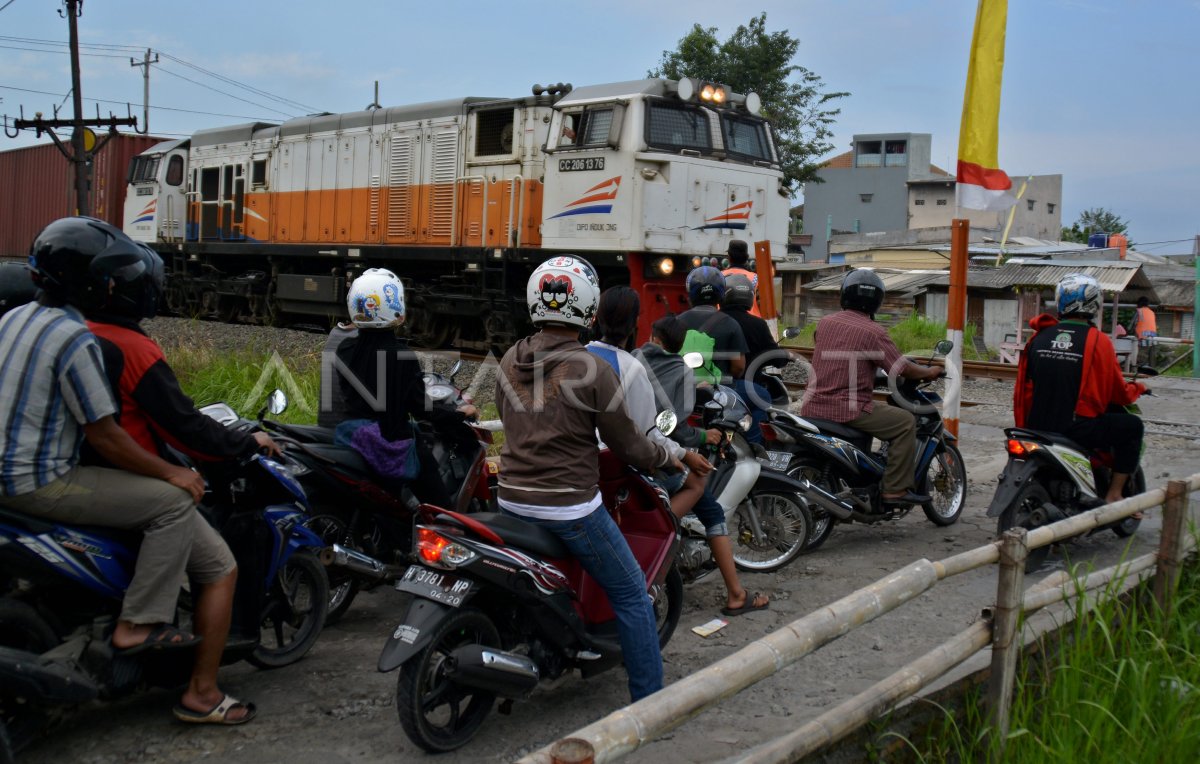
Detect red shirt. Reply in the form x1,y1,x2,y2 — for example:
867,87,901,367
801,310,907,422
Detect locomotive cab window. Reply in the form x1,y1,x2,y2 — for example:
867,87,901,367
645,101,712,154
165,155,185,187
128,155,160,184
474,109,517,157
251,159,268,188
720,113,774,164
557,105,623,150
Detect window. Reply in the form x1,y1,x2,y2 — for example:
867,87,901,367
165,155,184,186
475,109,515,156
127,155,160,183
645,101,711,154
251,159,267,187
856,140,882,167
860,193,873,203
884,140,907,167
1047,202,1056,214
560,106,621,149
720,113,773,162
914,198,926,206
1027,199,1036,211
936,198,947,206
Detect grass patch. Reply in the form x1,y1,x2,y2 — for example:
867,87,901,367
782,312,985,360
166,343,321,425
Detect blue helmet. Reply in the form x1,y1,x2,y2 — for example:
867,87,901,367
1055,273,1101,318
686,266,726,306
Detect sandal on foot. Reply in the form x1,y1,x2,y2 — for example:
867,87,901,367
722,592,769,617
173,694,257,726
115,623,201,656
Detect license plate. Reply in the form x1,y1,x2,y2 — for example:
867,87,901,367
558,157,605,172
396,565,473,607
765,450,792,471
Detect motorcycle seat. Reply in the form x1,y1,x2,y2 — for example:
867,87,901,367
462,512,569,560
802,417,873,451
299,443,372,477
0,506,141,551
273,423,335,444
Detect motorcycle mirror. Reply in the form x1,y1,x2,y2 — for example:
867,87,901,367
265,389,289,416
654,410,678,436
448,360,464,382
782,326,802,339
934,340,954,355
1136,365,1160,377
681,351,705,369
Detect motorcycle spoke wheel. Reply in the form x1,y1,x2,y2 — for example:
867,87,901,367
397,608,499,753
787,459,837,551
732,491,812,572
304,514,361,625
997,482,1052,572
1112,468,1146,538
248,552,329,669
922,444,967,526
650,567,684,647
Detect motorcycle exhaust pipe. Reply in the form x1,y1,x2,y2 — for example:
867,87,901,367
319,543,391,582
794,478,855,521
444,644,540,698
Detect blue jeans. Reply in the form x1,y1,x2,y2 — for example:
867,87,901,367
500,506,663,701
732,379,770,444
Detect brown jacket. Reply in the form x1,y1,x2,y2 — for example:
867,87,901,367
495,330,670,507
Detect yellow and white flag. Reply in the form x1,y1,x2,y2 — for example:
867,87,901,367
956,0,1015,211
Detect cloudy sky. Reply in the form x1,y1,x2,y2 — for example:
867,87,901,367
2,0,1196,253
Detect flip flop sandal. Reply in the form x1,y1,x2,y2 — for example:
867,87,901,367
173,694,257,726
115,623,202,656
721,592,770,617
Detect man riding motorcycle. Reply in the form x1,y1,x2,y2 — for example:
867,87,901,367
800,269,943,507
1014,273,1146,506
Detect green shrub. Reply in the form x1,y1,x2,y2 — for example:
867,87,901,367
167,344,321,424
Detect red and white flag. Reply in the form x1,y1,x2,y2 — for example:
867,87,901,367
956,0,1016,211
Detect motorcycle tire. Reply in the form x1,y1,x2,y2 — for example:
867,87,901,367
997,481,1052,572
786,459,837,552
732,491,813,572
248,552,329,669
0,598,59,654
652,567,684,648
304,515,361,626
1111,467,1146,538
396,607,500,753
921,443,967,527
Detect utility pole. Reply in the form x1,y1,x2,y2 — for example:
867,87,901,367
6,0,137,217
130,48,158,134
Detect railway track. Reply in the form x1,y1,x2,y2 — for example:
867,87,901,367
783,346,1019,381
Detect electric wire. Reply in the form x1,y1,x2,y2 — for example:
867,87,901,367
0,84,283,122
154,66,296,118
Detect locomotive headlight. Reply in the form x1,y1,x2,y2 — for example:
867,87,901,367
656,257,675,276
700,84,716,101
711,87,727,105
745,92,762,116
691,256,703,269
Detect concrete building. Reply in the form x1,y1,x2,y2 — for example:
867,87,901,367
802,132,1062,262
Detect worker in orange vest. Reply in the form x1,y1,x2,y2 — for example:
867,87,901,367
1131,296,1158,367
722,240,761,318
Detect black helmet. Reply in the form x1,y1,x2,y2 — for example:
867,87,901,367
723,273,754,311
105,245,165,320
0,261,37,317
29,217,149,312
840,269,885,315
686,266,726,306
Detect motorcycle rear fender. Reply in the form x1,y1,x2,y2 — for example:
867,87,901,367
378,597,457,673
751,468,812,496
796,432,863,476
986,458,1039,517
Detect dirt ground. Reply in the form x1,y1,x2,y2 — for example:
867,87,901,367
18,375,1200,764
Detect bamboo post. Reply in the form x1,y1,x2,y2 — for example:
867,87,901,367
1153,480,1189,616
987,528,1027,753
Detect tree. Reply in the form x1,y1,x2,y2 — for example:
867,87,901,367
648,13,848,193
1061,207,1131,244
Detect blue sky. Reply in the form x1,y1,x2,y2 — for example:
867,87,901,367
2,0,1196,253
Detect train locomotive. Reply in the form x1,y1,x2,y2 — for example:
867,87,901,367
122,77,789,348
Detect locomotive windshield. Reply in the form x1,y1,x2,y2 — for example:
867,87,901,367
127,155,160,184
720,113,774,163
645,101,712,154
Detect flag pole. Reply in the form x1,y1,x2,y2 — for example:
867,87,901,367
945,219,969,438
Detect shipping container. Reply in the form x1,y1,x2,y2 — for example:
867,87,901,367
0,134,165,258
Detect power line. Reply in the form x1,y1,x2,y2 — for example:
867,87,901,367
0,43,130,59
0,84,284,122
155,66,296,118
157,52,321,114
0,0,21,13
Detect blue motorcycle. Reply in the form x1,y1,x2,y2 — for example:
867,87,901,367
0,394,329,759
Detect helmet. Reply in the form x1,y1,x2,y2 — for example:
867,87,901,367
840,269,885,314
686,266,726,306
0,262,37,317
105,245,164,320
526,255,601,330
723,273,755,310
347,268,405,329
29,217,149,312
1056,273,1101,318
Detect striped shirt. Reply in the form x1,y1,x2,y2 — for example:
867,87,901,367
801,310,907,423
0,302,117,496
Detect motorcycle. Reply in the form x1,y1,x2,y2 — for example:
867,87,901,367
0,394,329,759
674,380,815,576
377,419,684,753
986,401,1148,572
760,340,967,551
271,361,496,623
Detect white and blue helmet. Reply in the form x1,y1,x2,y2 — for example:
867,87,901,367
347,268,405,329
1055,273,1101,318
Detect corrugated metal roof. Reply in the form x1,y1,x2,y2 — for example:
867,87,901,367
950,260,1157,298
806,268,946,297
1150,280,1195,309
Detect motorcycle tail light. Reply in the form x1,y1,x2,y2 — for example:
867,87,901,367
1006,439,1040,457
417,527,476,568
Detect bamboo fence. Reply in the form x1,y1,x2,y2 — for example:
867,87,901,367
525,473,1200,764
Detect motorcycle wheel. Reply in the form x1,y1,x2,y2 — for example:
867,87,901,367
652,567,684,647
997,481,1052,572
0,598,59,654
732,491,813,572
786,459,837,552
304,515,361,625
396,607,500,753
1112,467,1146,538
922,443,967,527
248,552,329,669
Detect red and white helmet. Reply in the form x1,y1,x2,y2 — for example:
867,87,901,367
347,268,405,329
526,256,601,330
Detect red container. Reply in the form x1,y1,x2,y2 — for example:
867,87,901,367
0,134,165,258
